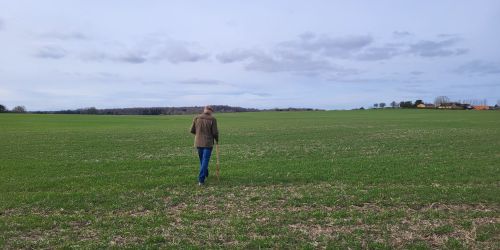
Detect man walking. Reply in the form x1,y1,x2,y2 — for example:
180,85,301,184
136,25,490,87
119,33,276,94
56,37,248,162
190,105,219,186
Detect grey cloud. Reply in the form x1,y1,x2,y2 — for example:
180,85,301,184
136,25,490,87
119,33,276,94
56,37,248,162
280,33,373,58
60,71,128,82
298,32,316,40
327,77,376,83
454,60,500,75
153,44,209,63
80,51,108,62
246,56,327,73
357,36,468,60
355,46,401,61
188,91,271,97
216,49,257,63
178,78,222,85
137,36,209,64
82,37,208,64
35,46,68,59
217,34,367,76
250,92,271,97
327,77,395,84
141,81,164,85
327,75,425,84
81,51,149,64
450,82,500,89
39,31,89,40
117,52,148,64
217,32,471,77
409,38,467,57
226,48,355,76
437,33,460,38
235,92,271,97
393,31,412,38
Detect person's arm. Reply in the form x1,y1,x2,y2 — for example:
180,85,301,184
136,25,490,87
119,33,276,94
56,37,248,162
190,118,197,134
212,118,219,144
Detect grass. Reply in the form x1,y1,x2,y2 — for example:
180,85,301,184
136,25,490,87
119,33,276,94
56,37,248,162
0,109,499,249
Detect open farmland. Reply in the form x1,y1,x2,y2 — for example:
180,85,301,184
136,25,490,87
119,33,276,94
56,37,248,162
0,110,499,249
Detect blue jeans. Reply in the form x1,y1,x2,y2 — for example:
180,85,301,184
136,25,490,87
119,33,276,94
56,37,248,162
197,147,212,183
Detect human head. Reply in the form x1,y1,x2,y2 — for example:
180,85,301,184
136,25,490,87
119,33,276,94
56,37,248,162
204,105,214,114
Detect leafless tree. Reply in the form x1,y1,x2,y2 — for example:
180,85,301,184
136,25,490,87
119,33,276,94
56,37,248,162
12,106,26,113
390,101,397,108
434,96,450,106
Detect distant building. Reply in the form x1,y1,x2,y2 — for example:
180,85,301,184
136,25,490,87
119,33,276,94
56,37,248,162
417,103,435,109
437,102,466,110
473,105,490,110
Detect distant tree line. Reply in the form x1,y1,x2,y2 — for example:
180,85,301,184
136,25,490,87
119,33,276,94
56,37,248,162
0,104,26,113
365,96,499,110
28,105,258,115
23,105,323,115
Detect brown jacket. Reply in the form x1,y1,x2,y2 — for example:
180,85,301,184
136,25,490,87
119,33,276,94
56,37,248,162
190,112,219,147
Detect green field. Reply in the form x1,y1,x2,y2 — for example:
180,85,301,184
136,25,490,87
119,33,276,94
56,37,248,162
1,110,499,249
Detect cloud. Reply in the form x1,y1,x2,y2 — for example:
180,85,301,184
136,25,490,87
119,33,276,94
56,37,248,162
80,51,108,62
216,49,258,63
178,78,222,85
218,47,356,76
141,81,164,86
217,33,368,76
355,45,401,61
327,76,423,84
0,18,4,30
35,46,68,59
151,41,209,63
216,32,472,80
38,31,89,40
409,38,467,57
437,33,460,38
59,71,128,82
393,31,412,38
298,32,316,40
82,36,208,64
356,35,468,60
117,52,148,64
454,60,500,75
410,71,424,75
244,50,335,74
279,33,373,58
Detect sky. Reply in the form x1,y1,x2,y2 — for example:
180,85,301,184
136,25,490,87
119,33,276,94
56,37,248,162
0,0,499,110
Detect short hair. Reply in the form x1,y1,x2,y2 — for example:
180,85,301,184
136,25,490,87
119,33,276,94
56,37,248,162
205,105,214,112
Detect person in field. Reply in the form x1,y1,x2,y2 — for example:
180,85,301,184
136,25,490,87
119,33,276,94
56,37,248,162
190,105,219,186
